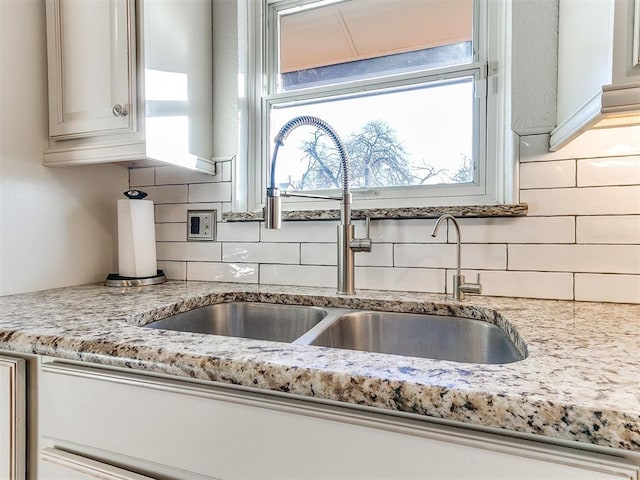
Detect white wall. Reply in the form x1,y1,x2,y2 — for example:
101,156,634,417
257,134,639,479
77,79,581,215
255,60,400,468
0,0,128,296
510,0,558,135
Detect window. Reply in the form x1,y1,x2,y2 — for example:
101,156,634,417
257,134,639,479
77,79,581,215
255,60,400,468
241,0,512,211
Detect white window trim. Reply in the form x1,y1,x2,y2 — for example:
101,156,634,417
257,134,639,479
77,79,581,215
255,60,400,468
234,0,515,213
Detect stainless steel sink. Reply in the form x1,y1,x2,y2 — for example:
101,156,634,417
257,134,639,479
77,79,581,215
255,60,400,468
143,301,526,364
306,311,525,364
145,302,327,343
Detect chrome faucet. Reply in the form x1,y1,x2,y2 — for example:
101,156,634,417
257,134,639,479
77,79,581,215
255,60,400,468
263,115,372,295
430,214,482,300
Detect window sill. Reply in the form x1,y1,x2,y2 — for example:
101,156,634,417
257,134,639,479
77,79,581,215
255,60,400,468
223,204,527,222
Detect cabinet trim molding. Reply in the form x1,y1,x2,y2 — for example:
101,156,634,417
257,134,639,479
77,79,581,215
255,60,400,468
43,139,146,166
0,356,26,480
42,448,158,480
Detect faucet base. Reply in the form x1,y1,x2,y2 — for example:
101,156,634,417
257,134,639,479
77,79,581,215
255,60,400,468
337,223,356,295
452,275,465,301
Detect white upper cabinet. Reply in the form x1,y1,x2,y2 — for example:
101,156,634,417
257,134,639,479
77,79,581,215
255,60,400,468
43,0,217,174
45,0,137,139
551,0,640,150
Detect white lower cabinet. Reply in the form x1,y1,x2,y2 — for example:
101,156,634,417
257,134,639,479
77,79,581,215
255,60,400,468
0,355,26,480
39,361,639,480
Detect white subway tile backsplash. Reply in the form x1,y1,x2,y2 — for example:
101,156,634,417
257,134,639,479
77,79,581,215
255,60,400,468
457,217,575,244
300,243,393,267
562,126,640,158
356,267,445,293
576,216,640,244
394,244,507,270
521,186,640,216
509,245,640,274
157,261,186,280
260,264,335,288
155,204,187,223
187,262,258,283
155,223,187,242
463,244,508,270
216,221,260,242
155,203,221,223
144,185,188,204
575,274,640,303
188,182,232,203
156,166,221,185
519,135,559,162
300,244,335,265
520,128,640,162
157,242,221,262
372,219,443,243
133,125,640,304
520,160,576,189
394,243,448,268
261,221,337,243
223,242,299,264
448,270,574,300
577,157,640,187
360,244,394,267
129,167,155,187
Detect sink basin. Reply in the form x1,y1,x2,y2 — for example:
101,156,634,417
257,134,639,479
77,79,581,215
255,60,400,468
143,301,525,364
308,311,525,364
145,302,327,343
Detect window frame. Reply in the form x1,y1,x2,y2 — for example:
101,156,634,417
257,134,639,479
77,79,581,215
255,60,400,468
237,0,514,213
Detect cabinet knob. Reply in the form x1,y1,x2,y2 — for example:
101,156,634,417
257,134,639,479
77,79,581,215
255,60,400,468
112,104,128,117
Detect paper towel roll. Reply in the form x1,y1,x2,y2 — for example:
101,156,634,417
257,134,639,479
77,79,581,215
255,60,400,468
117,199,157,278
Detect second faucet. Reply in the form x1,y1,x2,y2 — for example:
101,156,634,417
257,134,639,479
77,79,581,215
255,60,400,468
431,214,482,301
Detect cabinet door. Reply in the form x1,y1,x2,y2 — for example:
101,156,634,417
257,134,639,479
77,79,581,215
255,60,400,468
45,0,136,139
41,448,158,480
0,356,25,480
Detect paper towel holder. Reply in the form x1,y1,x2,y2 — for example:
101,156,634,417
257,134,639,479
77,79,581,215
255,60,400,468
105,270,167,287
105,190,167,287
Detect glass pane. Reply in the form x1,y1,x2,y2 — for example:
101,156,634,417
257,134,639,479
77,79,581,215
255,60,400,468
269,77,475,192
279,0,473,91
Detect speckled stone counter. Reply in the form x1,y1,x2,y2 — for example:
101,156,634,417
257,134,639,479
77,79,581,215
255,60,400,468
0,281,638,452
224,203,528,222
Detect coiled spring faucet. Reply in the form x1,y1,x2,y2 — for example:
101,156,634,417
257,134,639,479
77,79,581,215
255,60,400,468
431,214,482,300
263,115,371,295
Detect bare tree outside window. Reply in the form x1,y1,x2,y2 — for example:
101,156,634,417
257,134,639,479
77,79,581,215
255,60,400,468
288,120,471,191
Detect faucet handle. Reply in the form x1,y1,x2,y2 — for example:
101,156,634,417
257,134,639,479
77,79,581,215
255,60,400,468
350,216,372,252
459,273,482,295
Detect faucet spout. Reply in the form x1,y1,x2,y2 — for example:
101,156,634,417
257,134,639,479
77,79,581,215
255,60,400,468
431,214,461,278
264,116,352,229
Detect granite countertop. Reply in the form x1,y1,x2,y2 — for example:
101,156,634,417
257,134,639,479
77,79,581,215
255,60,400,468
223,203,527,222
0,281,638,452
